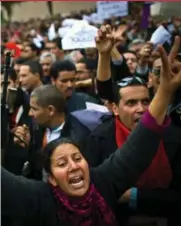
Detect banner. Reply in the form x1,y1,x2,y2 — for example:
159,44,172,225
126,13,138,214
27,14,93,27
83,13,103,25
96,1,128,19
59,19,89,38
62,23,98,50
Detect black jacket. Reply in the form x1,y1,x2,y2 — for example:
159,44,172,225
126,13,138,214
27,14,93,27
84,116,181,224
2,88,32,175
2,121,163,226
66,91,100,113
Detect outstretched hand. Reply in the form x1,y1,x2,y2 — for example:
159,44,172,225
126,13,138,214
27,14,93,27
95,25,114,54
157,36,181,94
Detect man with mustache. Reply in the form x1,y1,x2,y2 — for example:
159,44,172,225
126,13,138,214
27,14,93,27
84,25,181,226
51,60,100,113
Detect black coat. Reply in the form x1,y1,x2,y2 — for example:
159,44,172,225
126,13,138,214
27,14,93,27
2,122,163,226
84,116,181,224
2,88,32,175
2,108,32,176
66,91,100,113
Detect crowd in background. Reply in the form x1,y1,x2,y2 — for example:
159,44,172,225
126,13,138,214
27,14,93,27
1,3,181,226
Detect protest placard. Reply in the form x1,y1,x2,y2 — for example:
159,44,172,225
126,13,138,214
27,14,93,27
150,25,171,46
96,1,128,19
59,19,89,38
62,18,88,28
62,23,98,50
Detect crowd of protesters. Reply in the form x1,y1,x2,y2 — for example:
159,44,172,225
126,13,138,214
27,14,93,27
1,4,181,226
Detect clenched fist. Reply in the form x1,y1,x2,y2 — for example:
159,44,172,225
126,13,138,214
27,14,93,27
13,124,31,148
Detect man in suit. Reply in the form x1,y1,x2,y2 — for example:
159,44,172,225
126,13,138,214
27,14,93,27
14,85,91,180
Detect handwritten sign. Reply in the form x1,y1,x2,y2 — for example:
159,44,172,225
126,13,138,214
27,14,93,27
150,25,171,46
62,23,98,50
62,18,88,28
97,1,128,19
59,19,89,38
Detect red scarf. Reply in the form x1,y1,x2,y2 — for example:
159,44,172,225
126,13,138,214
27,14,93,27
115,116,172,189
51,183,118,226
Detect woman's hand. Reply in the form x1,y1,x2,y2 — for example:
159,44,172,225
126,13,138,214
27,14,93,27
148,36,181,125
158,36,181,94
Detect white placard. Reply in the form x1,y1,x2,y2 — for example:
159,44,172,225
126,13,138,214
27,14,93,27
90,13,104,24
97,1,128,19
83,13,103,25
62,23,98,50
62,18,88,28
59,20,89,38
58,27,70,38
150,25,171,46
86,102,109,113
48,23,57,41
83,15,92,23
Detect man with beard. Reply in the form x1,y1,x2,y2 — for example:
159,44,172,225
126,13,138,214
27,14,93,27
51,60,100,113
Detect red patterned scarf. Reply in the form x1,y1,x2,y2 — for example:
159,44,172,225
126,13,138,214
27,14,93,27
115,116,172,189
51,183,118,226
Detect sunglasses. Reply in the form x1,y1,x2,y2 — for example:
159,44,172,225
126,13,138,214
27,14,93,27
117,76,147,88
152,68,161,77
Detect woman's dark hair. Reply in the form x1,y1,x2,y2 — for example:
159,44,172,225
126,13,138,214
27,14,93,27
42,137,81,174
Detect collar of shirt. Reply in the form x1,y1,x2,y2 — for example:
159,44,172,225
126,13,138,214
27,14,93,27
46,122,65,143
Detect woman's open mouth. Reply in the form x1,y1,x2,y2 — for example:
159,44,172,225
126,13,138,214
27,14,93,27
69,176,84,189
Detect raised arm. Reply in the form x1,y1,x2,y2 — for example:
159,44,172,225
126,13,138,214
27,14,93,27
95,25,114,101
2,167,43,218
93,36,181,200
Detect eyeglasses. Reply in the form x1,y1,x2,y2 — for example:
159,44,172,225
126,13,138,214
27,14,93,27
152,68,161,77
117,76,147,88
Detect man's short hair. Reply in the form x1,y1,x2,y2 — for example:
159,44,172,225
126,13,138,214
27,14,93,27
26,43,39,55
128,39,145,50
1,66,17,81
47,37,62,50
113,76,148,105
22,60,43,78
51,60,76,80
31,85,65,113
14,57,27,65
76,58,89,67
122,50,137,58
40,52,56,63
